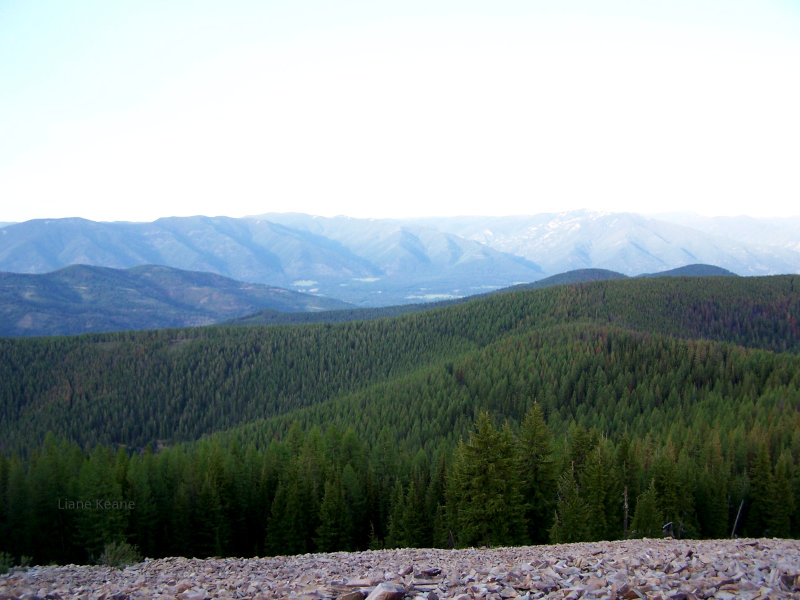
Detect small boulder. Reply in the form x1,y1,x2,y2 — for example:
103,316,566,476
365,582,405,600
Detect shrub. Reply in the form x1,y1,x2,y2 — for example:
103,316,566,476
98,541,142,568
0,552,11,574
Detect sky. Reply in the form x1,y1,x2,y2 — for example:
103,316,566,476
2,0,799,223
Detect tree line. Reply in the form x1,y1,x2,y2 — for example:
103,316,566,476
1,402,797,566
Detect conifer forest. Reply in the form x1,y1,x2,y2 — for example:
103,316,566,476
1,276,799,565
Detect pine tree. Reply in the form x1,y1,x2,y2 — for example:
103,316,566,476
316,475,345,552
631,479,663,538
745,442,773,537
448,413,525,547
385,480,407,549
549,465,590,543
516,402,557,544
2,456,30,561
695,433,729,538
76,445,127,561
340,464,365,550
126,452,158,558
769,450,795,538
580,444,612,541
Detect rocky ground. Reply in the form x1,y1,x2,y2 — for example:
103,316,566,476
2,538,799,600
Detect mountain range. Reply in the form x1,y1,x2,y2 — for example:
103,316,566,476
0,211,798,308
403,212,800,276
0,264,349,337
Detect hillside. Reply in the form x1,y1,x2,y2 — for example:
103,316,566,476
0,264,350,336
1,275,798,454
1,275,799,565
408,211,800,276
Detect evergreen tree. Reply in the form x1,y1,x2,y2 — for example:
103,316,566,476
265,481,288,556
566,426,598,475
385,480,407,549
196,471,225,556
549,466,590,543
631,479,663,538
2,456,30,561
315,475,345,552
516,402,557,544
695,433,729,538
580,443,613,541
769,450,795,538
612,434,640,538
340,464,366,550
745,442,773,537
126,452,158,558
76,445,127,561
27,436,79,564
448,413,525,547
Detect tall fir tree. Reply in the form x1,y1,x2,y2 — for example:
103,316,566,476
549,465,590,543
516,402,557,544
448,413,525,547
631,479,663,538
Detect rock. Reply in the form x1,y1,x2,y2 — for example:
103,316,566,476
418,568,442,578
2,539,800,600
365,582,405,600
337,592,366,600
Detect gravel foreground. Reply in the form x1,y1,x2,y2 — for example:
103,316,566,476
2,538,799,600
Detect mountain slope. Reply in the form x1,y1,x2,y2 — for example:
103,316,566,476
409,211,800,276
1,274,798,456
0,216,379,287
257,213,543,288
0,264,350,336
0,216,547,305
3,274,800,564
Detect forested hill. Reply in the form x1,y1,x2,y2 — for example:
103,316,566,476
1,275,798,457
2,274,800,565
0,264,351,337
638,264,737,278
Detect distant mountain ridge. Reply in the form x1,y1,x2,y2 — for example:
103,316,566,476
1,211,798,307
0,216,543,305
0,264,350,337
406,211,800,276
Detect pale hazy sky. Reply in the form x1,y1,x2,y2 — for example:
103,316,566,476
2,0,799,222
